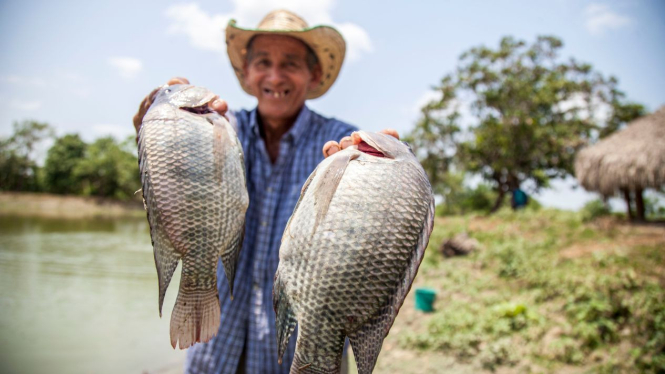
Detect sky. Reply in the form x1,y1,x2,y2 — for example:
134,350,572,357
1,0,663,210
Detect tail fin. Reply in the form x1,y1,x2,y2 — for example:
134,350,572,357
169,287,220,349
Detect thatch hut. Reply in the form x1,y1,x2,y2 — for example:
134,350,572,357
575,105,665,221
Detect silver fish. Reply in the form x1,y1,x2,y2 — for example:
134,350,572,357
138,84,248,349
273,131,435,373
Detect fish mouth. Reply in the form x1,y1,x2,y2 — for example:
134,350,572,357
179,103,216,115
357,141,385,158
355,131,400,159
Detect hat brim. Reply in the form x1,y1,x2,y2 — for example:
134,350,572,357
225,20,346,100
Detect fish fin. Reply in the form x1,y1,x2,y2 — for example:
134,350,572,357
312,151,358,234
139,141,181,318
273,270,297,364
347,314,387,374
169,285,221,349
221,223,244,299
154,234,181,318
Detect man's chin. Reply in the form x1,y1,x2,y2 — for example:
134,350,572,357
257,104,302,123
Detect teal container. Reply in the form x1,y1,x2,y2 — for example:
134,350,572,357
415,288,437,312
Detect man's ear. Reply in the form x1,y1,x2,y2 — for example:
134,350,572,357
308,64,323,91
242,60,253,94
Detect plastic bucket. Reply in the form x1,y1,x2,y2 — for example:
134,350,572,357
414,288,437,312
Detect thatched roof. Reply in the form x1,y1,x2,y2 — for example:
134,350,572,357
575,105,665,195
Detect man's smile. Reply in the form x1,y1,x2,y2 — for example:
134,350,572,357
263,88,290,98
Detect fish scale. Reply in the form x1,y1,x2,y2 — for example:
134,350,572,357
139,85,248,349
274,131,434,373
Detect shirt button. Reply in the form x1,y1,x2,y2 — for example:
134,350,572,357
253,282,260,291
267,187,273,193
261,221,268,227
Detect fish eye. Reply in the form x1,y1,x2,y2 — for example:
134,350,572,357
165,88,171,93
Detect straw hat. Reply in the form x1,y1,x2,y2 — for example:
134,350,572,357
225,10,346,100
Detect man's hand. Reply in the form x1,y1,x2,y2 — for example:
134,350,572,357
322,129,399,158
132,77,229,135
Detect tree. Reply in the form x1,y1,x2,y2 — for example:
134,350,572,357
74,136,140,200
43,134,87,194
407,36,644,212
0,120,53,192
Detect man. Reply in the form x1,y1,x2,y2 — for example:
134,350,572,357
133,10,397,373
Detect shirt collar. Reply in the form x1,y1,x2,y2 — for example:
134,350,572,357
249,105,312,144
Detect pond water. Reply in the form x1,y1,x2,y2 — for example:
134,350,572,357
0,215,186,374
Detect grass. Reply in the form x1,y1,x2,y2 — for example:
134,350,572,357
366,207,665,373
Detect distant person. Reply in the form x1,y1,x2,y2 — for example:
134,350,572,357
132,9,397,374
511,187,528,210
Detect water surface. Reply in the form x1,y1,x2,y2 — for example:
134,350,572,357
0,215,186,374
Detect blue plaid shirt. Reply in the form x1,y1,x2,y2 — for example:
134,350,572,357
185,105,356,374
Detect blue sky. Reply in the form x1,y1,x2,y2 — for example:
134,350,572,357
1,0,663,209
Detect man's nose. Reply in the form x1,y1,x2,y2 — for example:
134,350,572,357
265,66,286,84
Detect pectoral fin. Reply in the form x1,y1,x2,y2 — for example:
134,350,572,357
312,151,358,234
273,270,297,364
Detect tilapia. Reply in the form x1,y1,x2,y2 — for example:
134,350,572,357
138,84,248,349
273,131,435,373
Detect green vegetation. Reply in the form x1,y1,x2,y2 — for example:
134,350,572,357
0,120,53,192
0,121,140,200
406,36,645,212
581,199,612,222
398,209,665,373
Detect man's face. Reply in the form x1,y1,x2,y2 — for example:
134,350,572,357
243,35,321,125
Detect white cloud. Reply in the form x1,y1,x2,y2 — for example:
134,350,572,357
584,3,632,36
334,23,373,62
10,100,42,111
108,57,143,79
1,75,46,87
164,1,372,62
164,4,228,53
411,90,442,116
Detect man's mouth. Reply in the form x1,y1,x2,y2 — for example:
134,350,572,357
263,88,290,98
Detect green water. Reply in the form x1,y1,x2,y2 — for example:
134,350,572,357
0,216,186,374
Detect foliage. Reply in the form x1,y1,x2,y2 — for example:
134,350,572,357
74,136,140,200
581,199,612,222
403,209,665,373
437,181,498,216
407,36,645,213
43,134,87,194
0,120,54,191
644,193,665,219
1,119,142,201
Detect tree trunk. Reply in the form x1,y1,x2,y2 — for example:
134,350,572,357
491,188,506,213
635,187,645,221
622,188,634,221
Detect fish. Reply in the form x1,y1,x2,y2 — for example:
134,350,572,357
273,131,435,373
138,84,249,349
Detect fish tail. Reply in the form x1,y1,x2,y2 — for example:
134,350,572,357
169,286,220,349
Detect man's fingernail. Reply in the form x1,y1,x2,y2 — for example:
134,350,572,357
212,100,222,107
326,145,339,156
